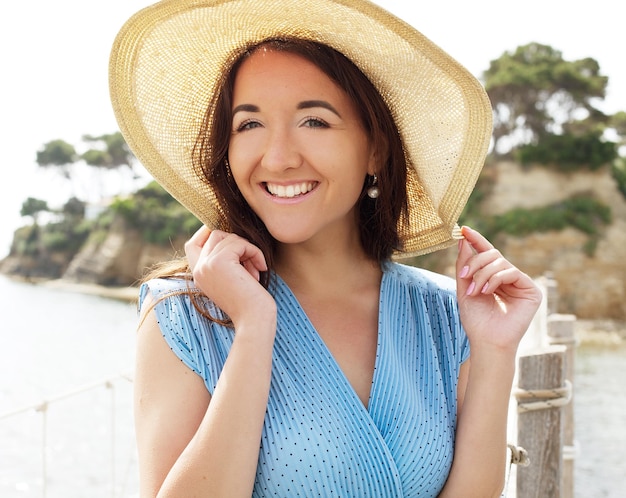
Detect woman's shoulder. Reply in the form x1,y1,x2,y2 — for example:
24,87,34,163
138,275,207,316
138,276,229,393
140,275,194,299
384,261,456,295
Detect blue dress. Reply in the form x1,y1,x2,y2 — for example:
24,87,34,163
139,262,469,497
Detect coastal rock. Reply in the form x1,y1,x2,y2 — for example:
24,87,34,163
485,161,626,320
414,161,626,319
62,217,185,287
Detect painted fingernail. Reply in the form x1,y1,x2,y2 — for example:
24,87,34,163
481,282,489,293
466,281,476,295
459,266,469,278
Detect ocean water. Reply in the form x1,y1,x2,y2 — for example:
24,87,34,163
0,276,138,498
574,344,626,497
0,275,623,497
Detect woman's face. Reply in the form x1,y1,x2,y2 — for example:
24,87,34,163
228,48,376,248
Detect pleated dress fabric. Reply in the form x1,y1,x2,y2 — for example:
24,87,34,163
139,262,469,497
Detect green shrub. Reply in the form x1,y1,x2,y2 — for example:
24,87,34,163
40,219,93,253
516,132,617,171
612,157,626,199
483,195,611,256
14,225,41,257
41,230,73,252
489,196,610,235
108,181,202,244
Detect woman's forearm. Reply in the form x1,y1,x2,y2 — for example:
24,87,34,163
439,347,517,498
157,317,276,498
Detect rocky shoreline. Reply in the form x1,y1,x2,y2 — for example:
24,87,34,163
40,278,139,304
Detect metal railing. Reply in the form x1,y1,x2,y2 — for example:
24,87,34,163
0,372,135,498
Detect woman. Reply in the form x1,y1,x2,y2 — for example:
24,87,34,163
109,1,542,497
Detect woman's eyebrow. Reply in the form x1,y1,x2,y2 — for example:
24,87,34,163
297,100,342,118
232,100,342,118
232,103,260,116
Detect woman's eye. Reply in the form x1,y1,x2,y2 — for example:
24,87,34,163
303,117,328,129
235,120,261,132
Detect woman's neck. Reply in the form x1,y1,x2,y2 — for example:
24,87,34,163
274,237,381,298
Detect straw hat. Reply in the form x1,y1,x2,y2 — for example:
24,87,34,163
109,0,492,257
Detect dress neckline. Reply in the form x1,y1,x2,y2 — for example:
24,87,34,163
270,268,390,413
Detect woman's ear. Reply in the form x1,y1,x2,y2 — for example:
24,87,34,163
367,150,377,176
368,135,389,175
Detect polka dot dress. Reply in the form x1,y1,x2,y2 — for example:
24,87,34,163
140,263,469,497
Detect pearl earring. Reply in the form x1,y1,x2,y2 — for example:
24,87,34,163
367,174,380,199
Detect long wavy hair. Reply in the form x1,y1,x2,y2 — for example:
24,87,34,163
142,38,409,291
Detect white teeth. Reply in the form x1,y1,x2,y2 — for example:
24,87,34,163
266,182,315,198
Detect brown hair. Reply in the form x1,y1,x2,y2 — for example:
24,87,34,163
142,38,409,293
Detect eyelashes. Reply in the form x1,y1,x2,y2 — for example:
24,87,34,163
234,119,261,132
301,116,329,128
233,116,330,133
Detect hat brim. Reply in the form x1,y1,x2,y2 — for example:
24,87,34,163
109,0,492,256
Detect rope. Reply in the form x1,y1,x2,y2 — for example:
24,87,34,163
513,380,572,413
0,372,133,420
501,443,530,497
548,335,579,346
508,443,530,467
0,373,134,497
563,440,580,461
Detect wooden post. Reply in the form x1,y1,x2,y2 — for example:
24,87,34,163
543,272,559,315
516,346,567,497
547,314,577,498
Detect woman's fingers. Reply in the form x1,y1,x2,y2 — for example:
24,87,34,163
225,236,268,280
461,225,494,252
242,259,261,282
457,226,512,294
185,227,268,283
184,225,212,271
183,228,274,324
462,256,511,296
457,226,540,299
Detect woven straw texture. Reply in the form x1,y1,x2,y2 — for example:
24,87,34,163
109,0,493,257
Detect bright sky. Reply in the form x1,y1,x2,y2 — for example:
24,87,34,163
1,0,623,258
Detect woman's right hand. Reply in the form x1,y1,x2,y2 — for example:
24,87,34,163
184,226,276,327
139,226,277,497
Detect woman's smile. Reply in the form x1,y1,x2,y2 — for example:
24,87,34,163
264,181,319,199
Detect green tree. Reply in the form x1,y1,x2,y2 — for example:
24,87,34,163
81,132,135,171
484,43,609,153
62,196,87,220
20,197,49,225
35,139,77,179
609,111,626,145
80,132,139,200
34,132,141,203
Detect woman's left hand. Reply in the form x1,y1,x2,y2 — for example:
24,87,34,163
456,226,543,353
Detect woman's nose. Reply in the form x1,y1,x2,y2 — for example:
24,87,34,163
260,128,302,172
